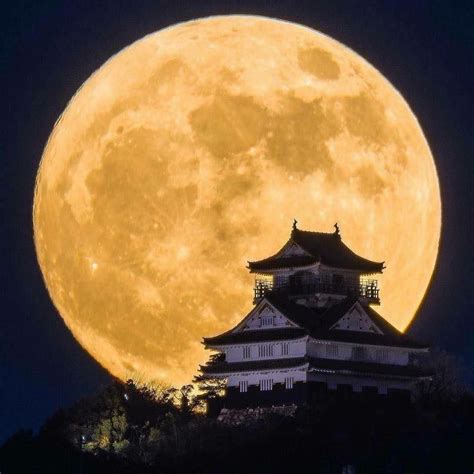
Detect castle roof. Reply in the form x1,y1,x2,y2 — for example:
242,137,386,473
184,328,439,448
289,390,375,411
248,225,384,274
200,357,308,375
203,327,307,345
204,294,427,350
267,294,427,349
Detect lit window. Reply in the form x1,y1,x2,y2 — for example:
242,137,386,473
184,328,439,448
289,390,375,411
281,342,289,356
239,381,248,393
285,377,294,389
243,346,251,359
326,345,339,357
259,379,273,391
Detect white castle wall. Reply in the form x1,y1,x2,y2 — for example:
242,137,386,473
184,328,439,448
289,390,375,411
227,367,307,388
227,368,415,394
307,339,409,365
225,339,307,362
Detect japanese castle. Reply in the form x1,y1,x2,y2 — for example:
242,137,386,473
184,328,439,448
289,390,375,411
199,222,430,410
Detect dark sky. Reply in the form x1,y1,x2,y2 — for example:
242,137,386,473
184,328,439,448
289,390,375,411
1,0,472,443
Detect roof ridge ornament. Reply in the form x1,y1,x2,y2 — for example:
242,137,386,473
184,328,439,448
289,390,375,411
334,222,340,237
292,218,298,235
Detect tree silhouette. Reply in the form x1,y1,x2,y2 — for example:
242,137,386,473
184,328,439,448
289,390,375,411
1,354,473,473
413,348,467,406
193,353,226,412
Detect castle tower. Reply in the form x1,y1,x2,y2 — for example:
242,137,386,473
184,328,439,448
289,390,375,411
199,223,430,410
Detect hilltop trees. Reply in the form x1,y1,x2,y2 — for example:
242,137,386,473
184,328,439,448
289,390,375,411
1,351,473,473
37,379,185,465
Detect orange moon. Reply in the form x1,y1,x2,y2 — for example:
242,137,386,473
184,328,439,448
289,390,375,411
33,16,441,387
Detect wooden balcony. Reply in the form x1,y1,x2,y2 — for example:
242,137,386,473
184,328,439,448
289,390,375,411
254,279,380,304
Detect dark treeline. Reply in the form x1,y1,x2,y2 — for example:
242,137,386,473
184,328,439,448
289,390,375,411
1,349,473,473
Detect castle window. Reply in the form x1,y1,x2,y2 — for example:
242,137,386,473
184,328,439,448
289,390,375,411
243,346,251,359
290,271,317,289
285,377,294,389
239,381,248,393
321,272,331,284
281,342,289,356
352,346,367,360
260,314,274,327
376,349,389,362
332,274,345,288
258,344,273,358
326,344,339,357
259,379,273,391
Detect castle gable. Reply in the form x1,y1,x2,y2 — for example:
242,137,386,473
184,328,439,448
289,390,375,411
330,302,383,334
241,300,298,331
277,241,311,258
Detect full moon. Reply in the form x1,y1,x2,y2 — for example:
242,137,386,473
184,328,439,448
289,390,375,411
33,16,440,387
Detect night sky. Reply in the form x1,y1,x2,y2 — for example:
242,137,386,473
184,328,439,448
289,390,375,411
1,1,472,443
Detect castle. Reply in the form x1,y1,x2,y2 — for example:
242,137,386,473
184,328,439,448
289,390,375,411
199,222,430,411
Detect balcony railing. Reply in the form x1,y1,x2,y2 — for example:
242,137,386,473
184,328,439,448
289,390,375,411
254,279,380,303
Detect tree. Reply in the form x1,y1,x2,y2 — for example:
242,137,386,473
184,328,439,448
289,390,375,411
413,347,467,406
193,353,226,413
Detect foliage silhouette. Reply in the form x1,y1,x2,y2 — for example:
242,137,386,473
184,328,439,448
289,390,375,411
1,351,473,473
